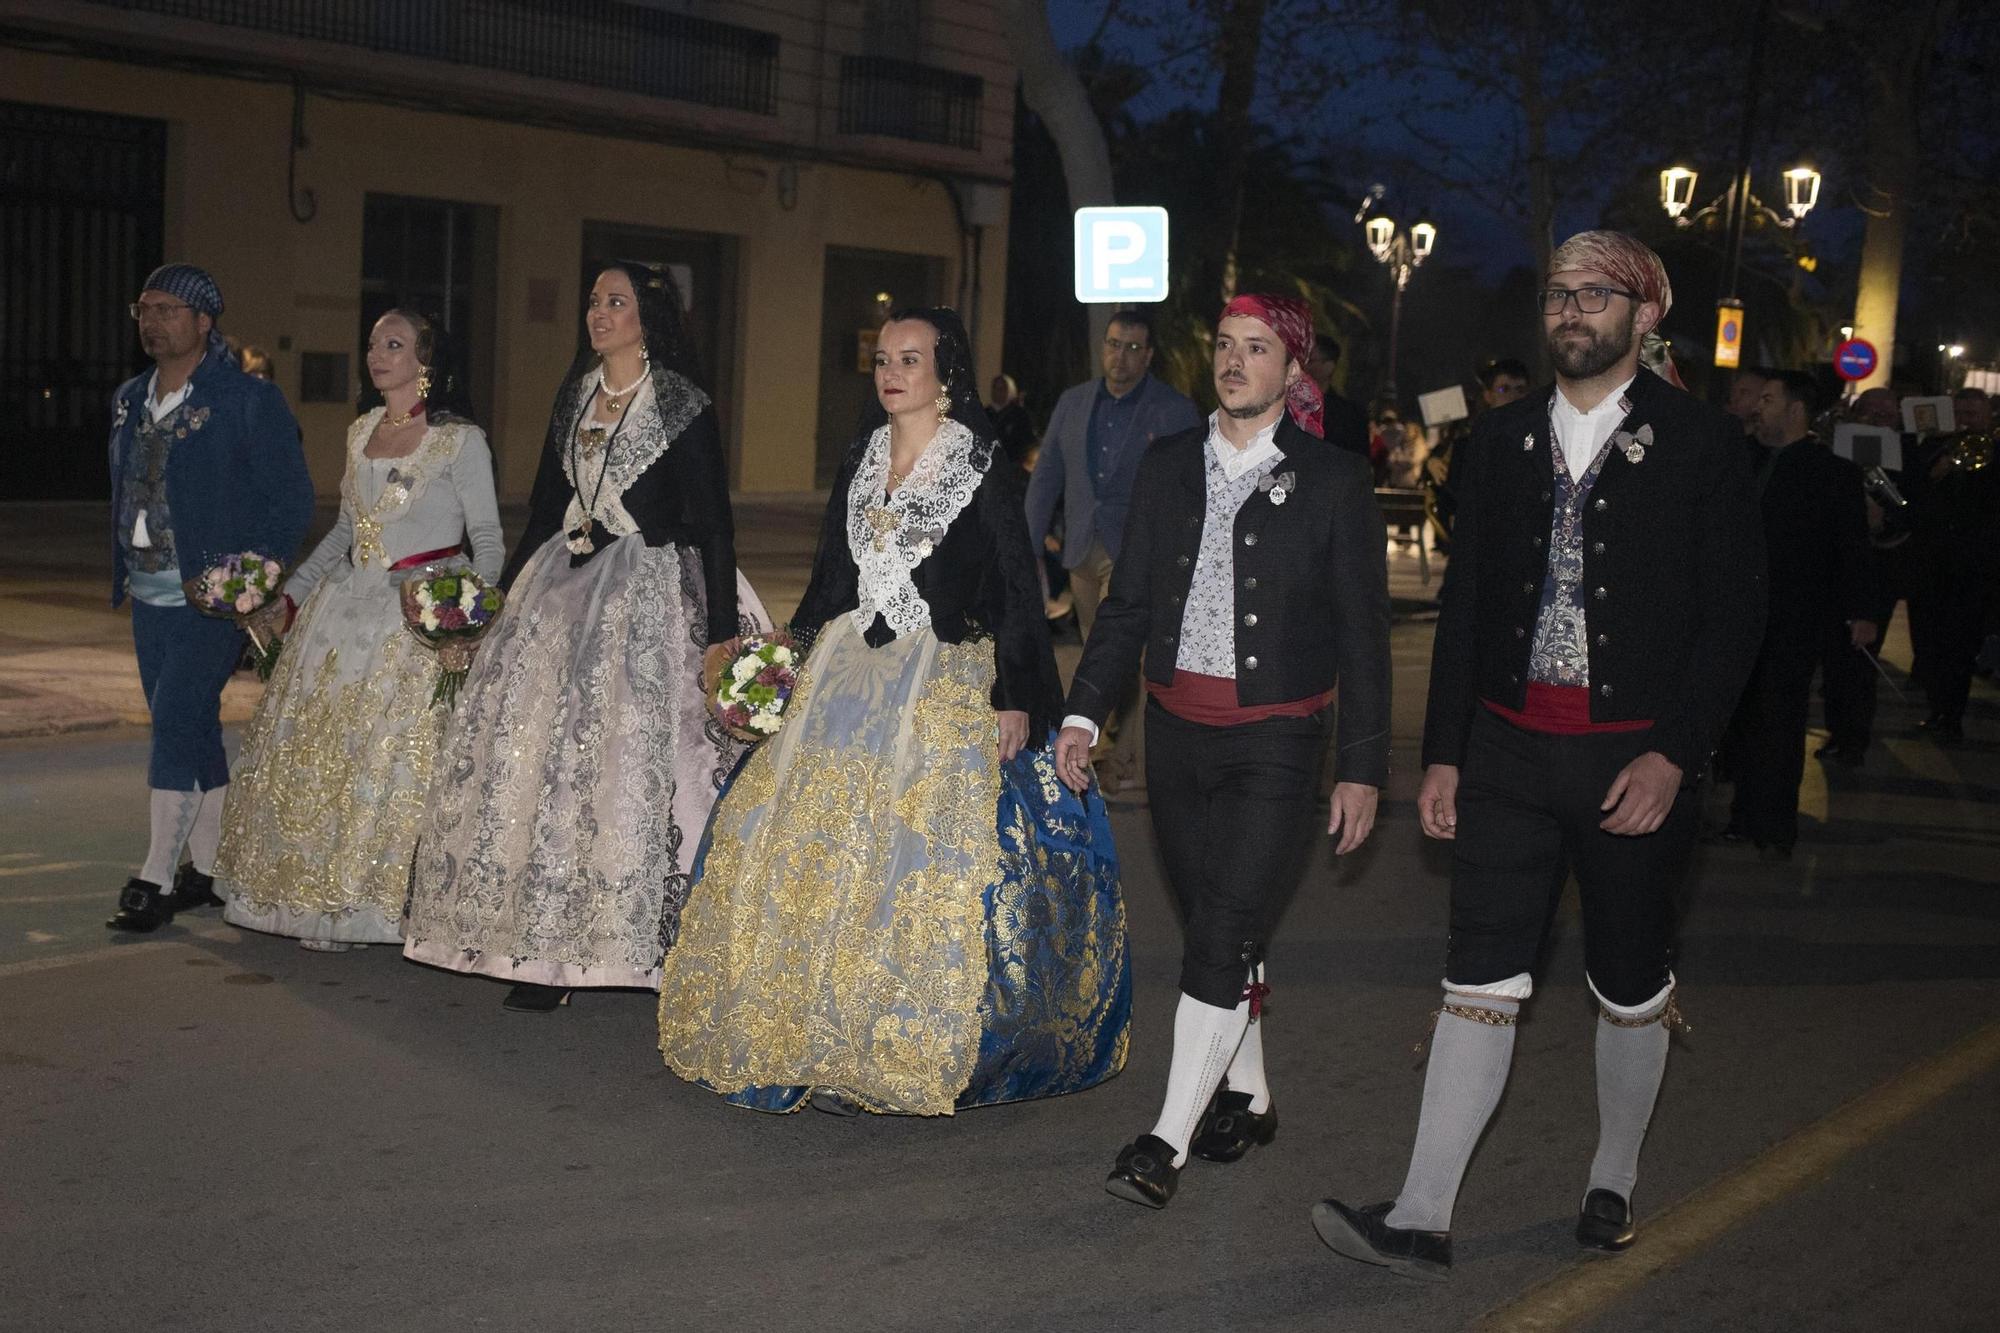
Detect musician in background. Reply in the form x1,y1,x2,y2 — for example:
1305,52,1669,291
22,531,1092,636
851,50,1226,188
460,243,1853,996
1818,387,1907,765
1903,388,1998,743
1719,371,1874,860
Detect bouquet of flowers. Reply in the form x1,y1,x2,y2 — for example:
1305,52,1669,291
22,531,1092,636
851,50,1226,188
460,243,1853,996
712,631,799,741
184,552,286,680
399,568,503,709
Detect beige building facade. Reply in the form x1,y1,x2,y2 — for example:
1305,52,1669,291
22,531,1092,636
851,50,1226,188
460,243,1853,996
1,0,1015,501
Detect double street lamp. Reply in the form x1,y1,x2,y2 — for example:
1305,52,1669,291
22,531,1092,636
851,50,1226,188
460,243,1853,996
1355,186,1437,394
1657,161,1822,370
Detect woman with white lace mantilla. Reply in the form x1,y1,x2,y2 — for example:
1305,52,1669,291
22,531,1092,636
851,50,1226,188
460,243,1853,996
404,262,768,1011
657,308,1131,1116
215,311,502,949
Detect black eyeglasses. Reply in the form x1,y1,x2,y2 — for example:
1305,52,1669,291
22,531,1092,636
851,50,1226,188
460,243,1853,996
129,301,193,322
1537,286,1642,316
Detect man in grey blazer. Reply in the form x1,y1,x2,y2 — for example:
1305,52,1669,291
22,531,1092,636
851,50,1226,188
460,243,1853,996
1027,308,1201,785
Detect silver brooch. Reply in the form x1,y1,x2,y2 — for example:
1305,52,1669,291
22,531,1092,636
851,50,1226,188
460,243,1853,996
1611,422,1655,465
1258,469,1297,505
1523,433,1535,451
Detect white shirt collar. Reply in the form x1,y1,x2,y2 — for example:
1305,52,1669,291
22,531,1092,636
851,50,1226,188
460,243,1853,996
1205,410,1284,481
1549,375,1636,479
145,370,192,423
1552,375,1637,425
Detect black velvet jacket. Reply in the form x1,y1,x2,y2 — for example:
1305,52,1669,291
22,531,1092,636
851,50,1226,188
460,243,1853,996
503,392,740,644
1065,415,1394,786
1746,435,1875,652
1423,369,1768,776
790,445,1066,739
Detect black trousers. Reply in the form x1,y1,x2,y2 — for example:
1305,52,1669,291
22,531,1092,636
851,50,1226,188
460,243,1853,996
1908,567,1985,722
1729,646,1819,849
1144,700,1329,1010
1820,549,1900,754
1446,708,1696,1008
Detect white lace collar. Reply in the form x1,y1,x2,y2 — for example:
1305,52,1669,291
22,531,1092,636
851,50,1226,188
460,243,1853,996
845,419,987,637
560,365,709,545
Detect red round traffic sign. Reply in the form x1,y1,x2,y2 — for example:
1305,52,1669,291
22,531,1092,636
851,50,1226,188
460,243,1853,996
1834,338,1878,382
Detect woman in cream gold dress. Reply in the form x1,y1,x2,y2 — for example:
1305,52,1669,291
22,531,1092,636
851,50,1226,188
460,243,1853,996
215,311,503,949
404,262,766,1011
657,307,1130,1114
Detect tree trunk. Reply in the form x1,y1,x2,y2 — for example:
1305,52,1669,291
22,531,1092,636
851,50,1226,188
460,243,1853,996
1000,0,1119,358
1517,0,1556,377
1212,0,1269,306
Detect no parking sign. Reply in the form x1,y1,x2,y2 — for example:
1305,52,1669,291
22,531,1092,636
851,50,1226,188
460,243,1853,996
1834,338,1879,382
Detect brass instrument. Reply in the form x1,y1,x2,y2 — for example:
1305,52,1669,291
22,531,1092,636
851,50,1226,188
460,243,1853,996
1861,464,1911,549
1939,429,1993,474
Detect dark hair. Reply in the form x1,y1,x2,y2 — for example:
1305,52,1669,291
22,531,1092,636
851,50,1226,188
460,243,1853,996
858,306,997,465
1768,368,1823,417
1313,332,1342,365
358,308,476,424
1106,309,1155,344
1479,357,1530,387
1738,365,1779,384
1952,385,1989,401
563,261,704,389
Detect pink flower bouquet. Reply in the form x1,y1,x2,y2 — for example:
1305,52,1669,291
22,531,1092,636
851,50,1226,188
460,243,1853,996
183,551,286,679
399,569,503,708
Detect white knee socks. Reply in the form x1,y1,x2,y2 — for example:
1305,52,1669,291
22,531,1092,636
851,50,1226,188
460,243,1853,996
1587,977,1674,1202
186,785,227,876
1148,991,1250,1167
140,788,200,888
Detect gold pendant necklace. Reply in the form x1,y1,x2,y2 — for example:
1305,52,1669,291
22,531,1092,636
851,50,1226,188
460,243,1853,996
600,367,648,413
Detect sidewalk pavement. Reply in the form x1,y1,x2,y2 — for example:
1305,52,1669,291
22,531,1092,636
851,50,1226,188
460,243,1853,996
0,500,1445,739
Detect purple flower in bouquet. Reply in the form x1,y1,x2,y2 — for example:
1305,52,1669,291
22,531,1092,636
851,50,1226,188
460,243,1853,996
712,631,800,741
401,568,505,709
183,551,288,680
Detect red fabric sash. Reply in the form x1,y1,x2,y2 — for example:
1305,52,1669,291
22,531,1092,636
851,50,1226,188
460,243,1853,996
1147,669,1333,728
388,543,465,572
1482,683,1652,735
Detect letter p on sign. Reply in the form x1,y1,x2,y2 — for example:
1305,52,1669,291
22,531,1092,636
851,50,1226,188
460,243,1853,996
1074,207,1169,303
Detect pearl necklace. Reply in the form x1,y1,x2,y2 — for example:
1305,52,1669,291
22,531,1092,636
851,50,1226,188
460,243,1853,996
600,365,649,412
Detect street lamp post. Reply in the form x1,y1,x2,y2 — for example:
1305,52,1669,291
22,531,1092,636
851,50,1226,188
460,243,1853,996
1354,187,1436,396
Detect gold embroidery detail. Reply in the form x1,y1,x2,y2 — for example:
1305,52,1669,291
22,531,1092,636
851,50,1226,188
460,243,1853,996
1600,988,1688,1034
214,598,443,921
658,626,1001,1116
1411,998,1519,1059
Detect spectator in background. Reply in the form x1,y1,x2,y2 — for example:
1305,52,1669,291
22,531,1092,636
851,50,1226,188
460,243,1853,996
1367,399,1402,484
1727,365,1777,435
1305,331,1374,464
1817,385,1908,764
987,372,1037,468
1427,358,1531,550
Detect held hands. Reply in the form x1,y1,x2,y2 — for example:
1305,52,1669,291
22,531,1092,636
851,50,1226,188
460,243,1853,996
1849,619,1879,650
1054,724,1094,794
1417,764,1459,840
700,639,739,699
1327,781,1379,855
998,710,1030,763
1599,750,1682,836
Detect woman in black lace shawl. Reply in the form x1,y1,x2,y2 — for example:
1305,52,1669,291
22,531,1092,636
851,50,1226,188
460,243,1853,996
658,307,1131,1117
405,262,769,1011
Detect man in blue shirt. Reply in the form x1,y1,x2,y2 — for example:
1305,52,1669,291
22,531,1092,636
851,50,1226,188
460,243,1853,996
1027,309,1201,786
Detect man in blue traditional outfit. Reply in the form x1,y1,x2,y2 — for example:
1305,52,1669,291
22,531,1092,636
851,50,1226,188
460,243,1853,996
106,264,314,932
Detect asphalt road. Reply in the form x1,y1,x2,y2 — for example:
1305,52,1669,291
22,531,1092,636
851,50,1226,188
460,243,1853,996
4,615,1998,1331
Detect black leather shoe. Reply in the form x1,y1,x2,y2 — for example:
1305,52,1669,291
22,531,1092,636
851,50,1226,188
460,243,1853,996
1310,1199,1452,1281
1190,1087,1277,1163
1576,1188,1635,1252
1104,1134,1180,1209
501,983,571,1012
808,1087,861,1117
1706,821,1748,845
1918,713,1965,744
106,878,176,933
1756,842,1794,863
173,865,223,910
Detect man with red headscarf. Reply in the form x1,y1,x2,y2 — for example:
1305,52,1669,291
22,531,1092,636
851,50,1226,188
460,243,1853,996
1056,294,1391,1209
1312,231,1766,1278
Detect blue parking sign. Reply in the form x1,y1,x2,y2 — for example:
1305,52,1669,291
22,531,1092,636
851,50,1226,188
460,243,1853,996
1074,206,1169,303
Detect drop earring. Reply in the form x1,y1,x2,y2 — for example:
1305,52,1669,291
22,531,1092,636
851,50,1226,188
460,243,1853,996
416,366,433,399
934,389,951,424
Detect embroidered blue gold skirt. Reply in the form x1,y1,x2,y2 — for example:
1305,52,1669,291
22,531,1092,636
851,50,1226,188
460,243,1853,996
656,617,1130,1115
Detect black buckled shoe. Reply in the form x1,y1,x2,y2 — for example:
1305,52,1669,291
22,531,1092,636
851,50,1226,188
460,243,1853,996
106,878,177,933
1311,1199,1452,1282
1190,1087,1277,1163
1576,1188,1635,1252
1104,1134,1181,1209
173,865,223,910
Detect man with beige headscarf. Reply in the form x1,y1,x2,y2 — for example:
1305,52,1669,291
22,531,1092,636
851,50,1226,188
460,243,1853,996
1312,232,1767,1278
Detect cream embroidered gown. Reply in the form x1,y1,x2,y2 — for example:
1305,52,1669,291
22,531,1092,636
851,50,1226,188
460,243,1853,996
214,410,505,944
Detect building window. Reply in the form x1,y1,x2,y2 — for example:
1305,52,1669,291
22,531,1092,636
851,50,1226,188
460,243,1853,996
838,56,983,150
358,193,498,430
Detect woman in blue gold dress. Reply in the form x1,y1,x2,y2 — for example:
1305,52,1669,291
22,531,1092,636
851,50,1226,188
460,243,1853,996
657,308,1130,1115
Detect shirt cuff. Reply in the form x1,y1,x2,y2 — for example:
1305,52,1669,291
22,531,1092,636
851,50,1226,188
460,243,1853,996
1061,714,1100,747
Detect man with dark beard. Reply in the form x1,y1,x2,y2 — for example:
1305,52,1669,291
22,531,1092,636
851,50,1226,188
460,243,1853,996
1057,294,1391,1210
1311,232,1765,1278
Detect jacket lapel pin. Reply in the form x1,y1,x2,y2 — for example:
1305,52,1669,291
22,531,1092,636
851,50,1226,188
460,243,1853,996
1258,469,1297,505
1523,433,1535,451
1615,422,1653,465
